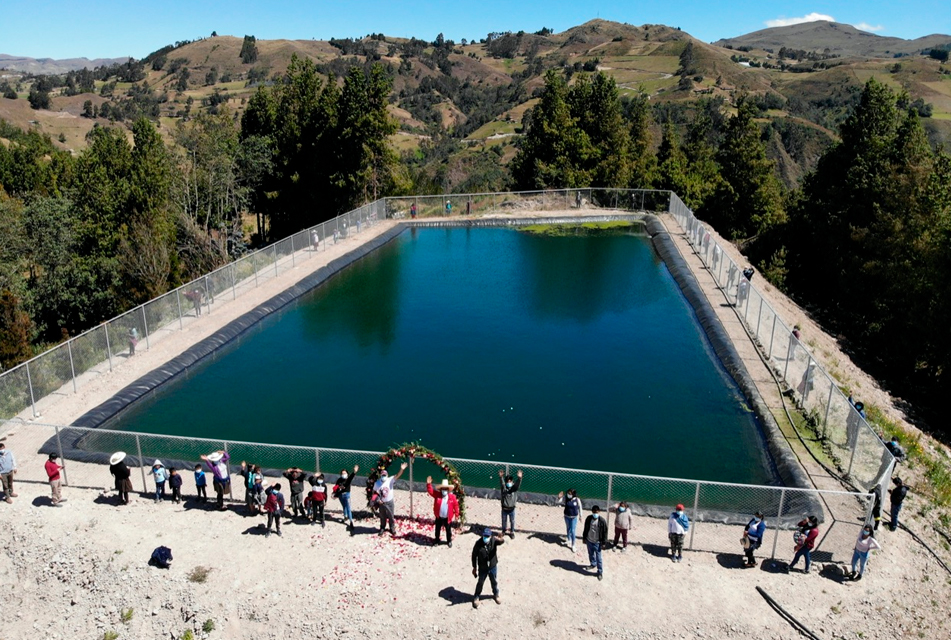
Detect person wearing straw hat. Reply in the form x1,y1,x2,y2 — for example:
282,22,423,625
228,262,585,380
201,450,231,511
426,477,460,547
109,451,132,505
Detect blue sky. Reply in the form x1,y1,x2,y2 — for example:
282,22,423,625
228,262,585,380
6,1,949,59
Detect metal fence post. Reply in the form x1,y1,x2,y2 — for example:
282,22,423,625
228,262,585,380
273,246,279,276
252,256,259,287
67,339,77,394
688,481,700,550
52,424,68,486
291,234,297,267
755,297,764,341
846,434,859,479
315,448,321,474
230,263,237,300
770,488,787,559
142,308,151,350
409,455,414,519
104,325,113,372
767,314,777,360
783,340,793,381
606,473,614,530
176,289,184,330
25,362,37,417
823,384,835,433
136,433,147,493
204,276,212,315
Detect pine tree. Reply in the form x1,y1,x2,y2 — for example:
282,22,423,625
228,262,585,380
702,98,784,239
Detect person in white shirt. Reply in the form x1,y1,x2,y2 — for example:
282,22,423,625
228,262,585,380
849,525,882,581
372,462,407,537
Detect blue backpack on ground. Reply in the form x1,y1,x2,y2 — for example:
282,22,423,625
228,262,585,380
149,546,173,569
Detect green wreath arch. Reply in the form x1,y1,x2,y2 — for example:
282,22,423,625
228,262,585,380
366,442,466,522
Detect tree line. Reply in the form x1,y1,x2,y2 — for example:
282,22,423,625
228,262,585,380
0,55,401,368
511,71,951,428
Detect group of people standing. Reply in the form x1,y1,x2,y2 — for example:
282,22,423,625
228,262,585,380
5,447,891,605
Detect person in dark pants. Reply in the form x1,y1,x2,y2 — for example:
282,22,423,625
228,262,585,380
426,477,460,547
742,511,766,567
282,466,307,519
168,468,183,503
787,516,819,573
471,527,505,608
201,451,230,510
871,484,883,530
582,505,608,580
498,469,523,538
109,451,132,505
263,483,285,538
193,464,208,503
889,477,909,531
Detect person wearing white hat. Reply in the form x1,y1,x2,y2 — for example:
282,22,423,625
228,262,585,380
150,460,168,503
426,477,460,547
201,450,231,510
109,451,132,505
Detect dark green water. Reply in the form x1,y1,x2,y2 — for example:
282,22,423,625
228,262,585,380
107,227,774,484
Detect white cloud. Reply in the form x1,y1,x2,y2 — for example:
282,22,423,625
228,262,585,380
854,22,885,32
765,12,836,28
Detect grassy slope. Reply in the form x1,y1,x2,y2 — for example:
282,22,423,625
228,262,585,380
3,20,950,172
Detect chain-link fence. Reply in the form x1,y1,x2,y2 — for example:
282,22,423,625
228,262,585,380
3,420,872,564
0,186,889,554
0,202,384,421
666,192,896,495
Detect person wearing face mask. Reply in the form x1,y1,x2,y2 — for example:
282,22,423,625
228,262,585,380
333,465,359,534
372,462,408,537
306,473,329,526
582,505,608,580
426,477,460,547
609,501,634,551
742,511,767,567
283,466,308,519
498,469,523,539
471,527,505,608
849,525,881,581
787,515,819,573
667,503,690,563
557,489,583,552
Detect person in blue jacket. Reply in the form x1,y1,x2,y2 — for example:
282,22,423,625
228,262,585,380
743,511,767,567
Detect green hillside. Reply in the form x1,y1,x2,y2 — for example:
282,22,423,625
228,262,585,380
2,19,950,190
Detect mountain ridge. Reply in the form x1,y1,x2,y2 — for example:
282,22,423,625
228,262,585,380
716,21,951,58
0,54,131,74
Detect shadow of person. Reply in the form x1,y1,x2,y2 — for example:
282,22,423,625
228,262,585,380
527,532,564,547
819,563,851,584
715,553,750,570
437,586,472,606
241,524,269,536
401,531,438,547
549,559,589,576
31,496,60,507
640,544,670,559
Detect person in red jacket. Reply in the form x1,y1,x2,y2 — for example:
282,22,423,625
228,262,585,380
263,483,285,539
426,477,460,547
787,515,819,573
45,453,66,506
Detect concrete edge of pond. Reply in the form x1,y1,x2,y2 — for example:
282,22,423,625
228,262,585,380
644,215,813,494
65,213,814,506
